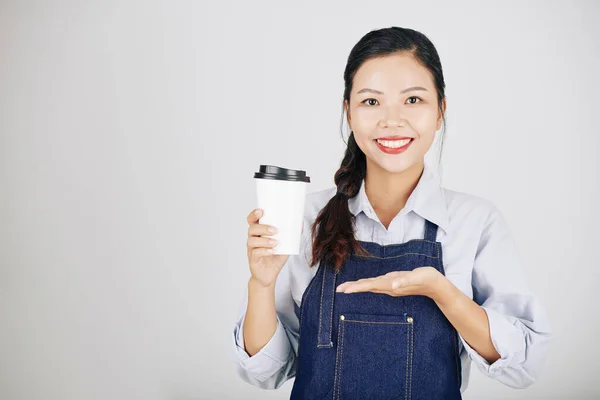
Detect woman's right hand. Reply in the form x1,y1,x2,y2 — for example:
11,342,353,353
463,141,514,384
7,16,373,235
246,208,301,288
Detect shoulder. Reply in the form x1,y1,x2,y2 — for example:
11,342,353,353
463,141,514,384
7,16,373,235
439,188,516,268
441,187,505,233
304,186,337,222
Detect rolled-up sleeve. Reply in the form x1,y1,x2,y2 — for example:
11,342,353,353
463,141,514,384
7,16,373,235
460,204,553,388
232,314,297,389
230,253,300,390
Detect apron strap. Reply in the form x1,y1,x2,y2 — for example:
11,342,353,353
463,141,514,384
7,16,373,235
424,219,439,242
317,264,337,348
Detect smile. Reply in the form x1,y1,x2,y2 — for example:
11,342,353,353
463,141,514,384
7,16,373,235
374,138,414,154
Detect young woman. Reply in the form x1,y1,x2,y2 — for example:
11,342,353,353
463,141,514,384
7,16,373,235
233,26,552,399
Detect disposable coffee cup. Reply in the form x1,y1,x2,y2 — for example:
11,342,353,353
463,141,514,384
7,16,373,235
254,165,311,255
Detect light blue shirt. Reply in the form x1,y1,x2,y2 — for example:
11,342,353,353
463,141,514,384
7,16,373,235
232,162,552,393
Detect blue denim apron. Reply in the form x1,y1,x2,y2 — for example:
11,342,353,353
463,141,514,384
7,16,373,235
290,219,462,399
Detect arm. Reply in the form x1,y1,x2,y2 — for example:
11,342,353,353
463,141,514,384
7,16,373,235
432,278,501,364
232,255,299,390
332,203,553,388
231,208,311,389
433,204,552,388
243,278,279,357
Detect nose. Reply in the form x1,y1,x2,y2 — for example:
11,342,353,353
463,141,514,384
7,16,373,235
380,105,407,128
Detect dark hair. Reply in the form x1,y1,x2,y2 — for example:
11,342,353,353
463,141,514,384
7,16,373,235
310,26,447,273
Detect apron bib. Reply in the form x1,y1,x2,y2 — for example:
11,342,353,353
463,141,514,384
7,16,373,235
290,219,462,400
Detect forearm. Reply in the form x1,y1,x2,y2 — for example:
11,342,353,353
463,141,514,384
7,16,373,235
243,278,278,357
432,276,501,364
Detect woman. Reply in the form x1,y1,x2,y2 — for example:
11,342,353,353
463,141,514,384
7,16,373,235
233,26,552,399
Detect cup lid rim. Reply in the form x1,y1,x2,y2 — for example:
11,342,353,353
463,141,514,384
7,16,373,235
254,165,310,183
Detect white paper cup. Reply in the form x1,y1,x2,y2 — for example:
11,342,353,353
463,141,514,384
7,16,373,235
254,165,311,255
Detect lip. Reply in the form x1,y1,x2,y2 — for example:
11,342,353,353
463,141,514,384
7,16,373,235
374,138,414,154
376,136,413,140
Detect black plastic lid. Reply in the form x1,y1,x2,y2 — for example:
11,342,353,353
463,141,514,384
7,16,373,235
254,165,310,183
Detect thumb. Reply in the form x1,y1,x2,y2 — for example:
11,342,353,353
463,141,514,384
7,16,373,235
392,278,407,290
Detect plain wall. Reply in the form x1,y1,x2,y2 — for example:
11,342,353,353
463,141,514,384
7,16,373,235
1,0,598,399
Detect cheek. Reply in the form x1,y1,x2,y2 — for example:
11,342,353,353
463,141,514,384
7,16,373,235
406,108,439,132
351,109,380,130
349,111,379,146
353,131,373,152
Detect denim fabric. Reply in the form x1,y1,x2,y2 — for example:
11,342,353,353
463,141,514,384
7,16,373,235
290,219,462,400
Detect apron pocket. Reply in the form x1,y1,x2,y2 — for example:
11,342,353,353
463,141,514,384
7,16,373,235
333,313,414,400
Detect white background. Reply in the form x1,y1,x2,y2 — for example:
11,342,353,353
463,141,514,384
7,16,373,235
1,0,598,399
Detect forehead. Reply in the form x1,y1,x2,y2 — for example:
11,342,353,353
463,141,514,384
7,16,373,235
352,53,434,92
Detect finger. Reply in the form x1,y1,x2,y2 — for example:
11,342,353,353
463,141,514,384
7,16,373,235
247,209,263,225
336,278,368,292
250,247,276,263
344,285,386,294
247,236,277,249
387,286,419,297
344,277,389,293
336,282,349,292
369,289,387,294
336,280,364,291
248,223,278,238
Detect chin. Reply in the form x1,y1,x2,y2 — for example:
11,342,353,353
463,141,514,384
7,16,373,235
369,156,419,174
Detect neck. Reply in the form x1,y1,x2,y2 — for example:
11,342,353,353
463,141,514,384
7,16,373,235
364,160,425,215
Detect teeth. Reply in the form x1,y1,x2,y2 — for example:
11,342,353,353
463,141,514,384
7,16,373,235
376,138,412,148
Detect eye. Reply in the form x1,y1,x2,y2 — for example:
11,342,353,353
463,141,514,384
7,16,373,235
406,96,422,104
361,98,379,106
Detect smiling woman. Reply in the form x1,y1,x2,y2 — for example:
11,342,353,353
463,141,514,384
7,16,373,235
234,26,552,399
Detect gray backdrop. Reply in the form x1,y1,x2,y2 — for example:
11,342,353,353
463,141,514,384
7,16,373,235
1,0,598,399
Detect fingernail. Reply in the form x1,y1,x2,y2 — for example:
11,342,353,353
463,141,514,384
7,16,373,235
268,227,278,234
255,209,261,216
337,283,350,293
269,239,277,245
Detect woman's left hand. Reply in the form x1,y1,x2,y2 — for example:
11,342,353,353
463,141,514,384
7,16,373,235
336,266,445,301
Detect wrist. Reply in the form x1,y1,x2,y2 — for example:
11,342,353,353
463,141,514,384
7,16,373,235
248,277,276,292
430,273,456,307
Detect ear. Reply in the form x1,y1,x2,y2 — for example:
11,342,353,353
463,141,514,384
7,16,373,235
436,98,447,131
344,100,352,129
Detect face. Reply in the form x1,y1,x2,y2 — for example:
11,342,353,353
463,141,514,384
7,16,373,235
345,52,446,174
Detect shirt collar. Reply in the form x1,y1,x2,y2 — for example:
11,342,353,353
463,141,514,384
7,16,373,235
347,161,449,234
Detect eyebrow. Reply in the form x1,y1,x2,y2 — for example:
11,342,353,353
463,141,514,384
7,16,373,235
356,86,428,95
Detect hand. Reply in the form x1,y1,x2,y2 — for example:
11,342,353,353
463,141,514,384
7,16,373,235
335,266,445,301
246,208,304,288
